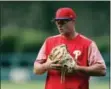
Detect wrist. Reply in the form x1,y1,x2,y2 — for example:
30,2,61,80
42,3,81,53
74,65,89,74
43,62,51,71
42,63,48,71
74,65,80,71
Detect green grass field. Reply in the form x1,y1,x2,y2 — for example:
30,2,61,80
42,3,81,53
1,80,109,89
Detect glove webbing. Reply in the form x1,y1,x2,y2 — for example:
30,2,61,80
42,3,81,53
60,54,69,83
61,65,67,83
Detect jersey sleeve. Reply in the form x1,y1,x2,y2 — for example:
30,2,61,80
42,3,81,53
88,41,106,68
35,40,48,64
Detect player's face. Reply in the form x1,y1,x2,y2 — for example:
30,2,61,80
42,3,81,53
55,19,74,35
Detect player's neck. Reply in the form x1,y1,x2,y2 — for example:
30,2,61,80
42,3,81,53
62,31,78,40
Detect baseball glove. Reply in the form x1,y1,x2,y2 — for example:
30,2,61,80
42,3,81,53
47,44,76,83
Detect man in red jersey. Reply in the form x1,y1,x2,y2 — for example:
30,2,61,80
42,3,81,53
33,7,106,89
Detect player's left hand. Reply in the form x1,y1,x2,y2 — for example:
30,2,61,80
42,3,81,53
65,63,78,75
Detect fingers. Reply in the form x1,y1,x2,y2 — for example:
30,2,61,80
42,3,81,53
50,45,67,61
50,64,62,70
51,59,60,64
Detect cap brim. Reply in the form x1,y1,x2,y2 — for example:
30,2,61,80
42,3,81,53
51,17,72,22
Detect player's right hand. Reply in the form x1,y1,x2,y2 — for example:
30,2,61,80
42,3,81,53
43,59,62,71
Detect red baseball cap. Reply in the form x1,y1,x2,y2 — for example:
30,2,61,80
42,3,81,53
54,7,77,21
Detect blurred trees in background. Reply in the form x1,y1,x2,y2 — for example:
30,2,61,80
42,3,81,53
1,1,110,53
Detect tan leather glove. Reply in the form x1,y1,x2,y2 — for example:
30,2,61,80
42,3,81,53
47,44,76,83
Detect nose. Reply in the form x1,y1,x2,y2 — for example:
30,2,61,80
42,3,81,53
58,24,62,28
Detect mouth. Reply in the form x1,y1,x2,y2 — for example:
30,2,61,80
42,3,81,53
59,28,63,30
59,28,64,32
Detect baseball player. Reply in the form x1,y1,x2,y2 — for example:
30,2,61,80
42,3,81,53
33,7,106,89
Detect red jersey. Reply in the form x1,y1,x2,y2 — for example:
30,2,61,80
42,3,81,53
35,33,106,89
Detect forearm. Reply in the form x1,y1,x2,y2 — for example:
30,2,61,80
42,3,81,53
75,64,106,76
33,62,48,75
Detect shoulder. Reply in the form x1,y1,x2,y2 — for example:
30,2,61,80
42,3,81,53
44,34,62,49
79,34,99,51
46,34,61,41
79,34,92,42
79,34,95,46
